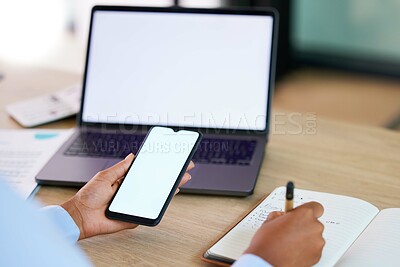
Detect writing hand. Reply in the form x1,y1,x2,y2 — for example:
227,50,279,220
245,201,325,267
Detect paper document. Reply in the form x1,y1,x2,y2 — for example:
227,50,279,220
0,129,73,199
6,84,81,127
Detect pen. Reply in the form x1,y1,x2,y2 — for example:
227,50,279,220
285,181,294,212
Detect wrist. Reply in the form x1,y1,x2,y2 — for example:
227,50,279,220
61,199,85,240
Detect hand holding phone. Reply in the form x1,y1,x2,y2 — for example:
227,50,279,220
106,126,202,226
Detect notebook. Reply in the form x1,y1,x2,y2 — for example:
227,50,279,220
202,186,400,266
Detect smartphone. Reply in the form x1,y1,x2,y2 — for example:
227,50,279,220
106,126,202,226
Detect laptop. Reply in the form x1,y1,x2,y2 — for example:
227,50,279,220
36,6,277,196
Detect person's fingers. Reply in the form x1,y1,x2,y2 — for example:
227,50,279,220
110,221,138,233
111,177,124,192
112,178,123,186
265,211,284,222
186,161,195,171
174,188,180,196
296,201,324,218
178,172,191,188
97,153,134,184
173,173,192,195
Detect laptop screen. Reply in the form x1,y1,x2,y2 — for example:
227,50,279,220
81,9,274,131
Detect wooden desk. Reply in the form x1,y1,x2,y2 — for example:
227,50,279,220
1,64,400,266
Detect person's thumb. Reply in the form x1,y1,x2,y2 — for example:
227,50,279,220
97,153,135,183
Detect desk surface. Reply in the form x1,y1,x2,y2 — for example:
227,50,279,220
1,64,400,266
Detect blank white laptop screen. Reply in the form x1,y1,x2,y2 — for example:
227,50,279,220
82,10,274,130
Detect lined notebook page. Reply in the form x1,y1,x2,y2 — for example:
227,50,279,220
337,208,400,267
208,187,379,266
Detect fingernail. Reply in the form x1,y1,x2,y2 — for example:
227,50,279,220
176,188,180,193
125,153,133,159
189,161,195,168
188,174,192,180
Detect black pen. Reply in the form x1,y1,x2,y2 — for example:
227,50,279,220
285,181,294,212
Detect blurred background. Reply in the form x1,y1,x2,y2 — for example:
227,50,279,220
1,0,399,130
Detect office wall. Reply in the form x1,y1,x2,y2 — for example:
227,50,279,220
292,0,400,68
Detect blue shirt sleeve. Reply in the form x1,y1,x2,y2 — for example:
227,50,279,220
40,205,81,243
0,179,91,267
233,254,273,267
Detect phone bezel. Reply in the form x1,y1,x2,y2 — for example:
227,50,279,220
105,126,202,226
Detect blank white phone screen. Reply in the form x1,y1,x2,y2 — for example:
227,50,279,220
109,127,199,220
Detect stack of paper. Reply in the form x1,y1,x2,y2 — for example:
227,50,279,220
0,129,73,199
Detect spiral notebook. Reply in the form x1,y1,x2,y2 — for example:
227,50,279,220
202,186,400,266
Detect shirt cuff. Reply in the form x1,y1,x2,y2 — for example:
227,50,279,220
232,254,272,267
40,205,80,243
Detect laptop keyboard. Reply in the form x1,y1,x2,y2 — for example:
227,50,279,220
192,138,257,165
64,132,145,159
64,132,257,165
